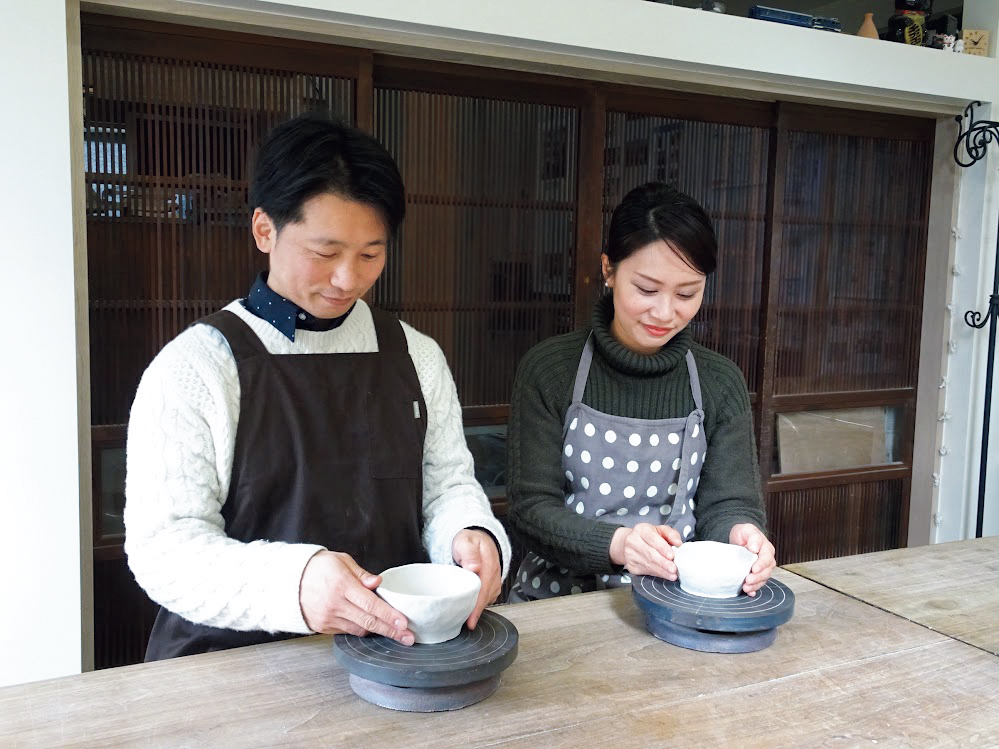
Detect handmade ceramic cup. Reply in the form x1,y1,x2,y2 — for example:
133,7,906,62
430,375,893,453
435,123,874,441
673,541,758,598
376,563,482,644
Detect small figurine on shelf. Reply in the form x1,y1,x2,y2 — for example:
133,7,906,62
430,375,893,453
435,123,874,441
886,0,932,46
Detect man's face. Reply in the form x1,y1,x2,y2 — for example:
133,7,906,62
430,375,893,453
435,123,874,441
252,193,388,319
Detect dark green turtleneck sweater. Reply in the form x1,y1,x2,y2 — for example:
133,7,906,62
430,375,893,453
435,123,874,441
506,294,766,576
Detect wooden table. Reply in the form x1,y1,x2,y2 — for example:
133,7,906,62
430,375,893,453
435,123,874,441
3,568,999,748
786,536,999,656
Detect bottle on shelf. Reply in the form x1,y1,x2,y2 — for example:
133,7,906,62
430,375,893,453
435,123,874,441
857,13,879,39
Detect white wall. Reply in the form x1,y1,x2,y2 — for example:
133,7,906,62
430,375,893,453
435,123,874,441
919,2,999,543
965,4,999,540
0,0,92,687
911,119,960,548
87,0,988,114
912,96,999,545
940,127,999,541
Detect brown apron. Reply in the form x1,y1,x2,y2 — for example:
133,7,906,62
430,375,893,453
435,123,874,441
144,308,428,661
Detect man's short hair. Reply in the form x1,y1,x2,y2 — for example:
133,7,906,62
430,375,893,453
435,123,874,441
249,113,405,236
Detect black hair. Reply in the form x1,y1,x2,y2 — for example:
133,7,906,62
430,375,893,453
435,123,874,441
605,182,717,276
249,113,405,236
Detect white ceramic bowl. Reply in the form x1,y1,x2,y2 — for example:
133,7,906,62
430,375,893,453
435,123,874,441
673,541,758,599
376,563,482,644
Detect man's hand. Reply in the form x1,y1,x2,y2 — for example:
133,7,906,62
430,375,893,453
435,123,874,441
299,550,414,644
451,529,502,629
609,523,683,579
729,523,776,596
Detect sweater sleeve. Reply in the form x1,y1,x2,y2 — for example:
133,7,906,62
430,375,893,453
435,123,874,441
691,351,768,543
404,326,511,580
123,327,322,635
506,338,621,575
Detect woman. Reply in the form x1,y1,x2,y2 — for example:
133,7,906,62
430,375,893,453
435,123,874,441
506,182,774,602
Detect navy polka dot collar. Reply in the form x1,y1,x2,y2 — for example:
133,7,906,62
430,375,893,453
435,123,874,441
242,272,353,342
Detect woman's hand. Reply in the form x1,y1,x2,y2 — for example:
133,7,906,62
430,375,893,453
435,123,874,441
609,523,683,579
452,529,503,629
729,523,776,596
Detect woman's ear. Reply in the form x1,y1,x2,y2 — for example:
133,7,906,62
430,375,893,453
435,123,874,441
600,253,614,288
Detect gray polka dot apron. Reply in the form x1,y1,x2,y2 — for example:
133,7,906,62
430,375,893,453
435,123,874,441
510,334,707,601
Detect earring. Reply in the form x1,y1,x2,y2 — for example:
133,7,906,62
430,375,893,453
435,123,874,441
604,280,610,288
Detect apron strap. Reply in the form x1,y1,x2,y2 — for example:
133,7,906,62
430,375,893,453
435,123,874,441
197,310,267,363
199,307,408,361
369,307,408,354
675,349,705,503
684,349,704,413
572,334,596,404
675,410,700,503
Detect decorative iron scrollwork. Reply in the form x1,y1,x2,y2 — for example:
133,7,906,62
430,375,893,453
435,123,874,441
954,101,999,168
965,294,999,329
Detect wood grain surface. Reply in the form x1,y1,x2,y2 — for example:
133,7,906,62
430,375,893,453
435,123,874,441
2,568,998,748
786,536,999,655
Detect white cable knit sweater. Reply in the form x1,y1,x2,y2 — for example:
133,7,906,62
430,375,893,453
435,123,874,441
124,299,510,635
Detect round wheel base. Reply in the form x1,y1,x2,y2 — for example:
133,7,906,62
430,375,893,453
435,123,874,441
643,613,779,653
347,673,502,712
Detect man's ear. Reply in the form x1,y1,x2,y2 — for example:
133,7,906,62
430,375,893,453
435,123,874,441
251,208,277,254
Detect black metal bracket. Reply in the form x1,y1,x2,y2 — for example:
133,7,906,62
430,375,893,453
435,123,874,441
953,100,999,539
965,293,999,329
955,101,999,168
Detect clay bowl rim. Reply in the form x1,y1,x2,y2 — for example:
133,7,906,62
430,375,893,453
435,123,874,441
377,562,482,601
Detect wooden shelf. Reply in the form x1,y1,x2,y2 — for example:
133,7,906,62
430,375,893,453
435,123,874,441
768,464,910,491
770,388,915,412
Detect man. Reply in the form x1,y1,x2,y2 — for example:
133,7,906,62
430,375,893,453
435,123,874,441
124,113,509,660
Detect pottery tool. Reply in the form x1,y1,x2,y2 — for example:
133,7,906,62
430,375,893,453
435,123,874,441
333,609,519,712
631,575,795,653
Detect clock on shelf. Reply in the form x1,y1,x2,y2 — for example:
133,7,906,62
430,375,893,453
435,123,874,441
962,29,991,56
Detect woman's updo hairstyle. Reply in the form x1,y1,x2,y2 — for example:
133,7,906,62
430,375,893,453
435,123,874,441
605,182,717,276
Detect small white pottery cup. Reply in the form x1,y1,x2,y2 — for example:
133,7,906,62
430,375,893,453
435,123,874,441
376,563,482,644
673,541,758,599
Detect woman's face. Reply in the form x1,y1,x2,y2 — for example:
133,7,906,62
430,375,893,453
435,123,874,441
602,241,706,355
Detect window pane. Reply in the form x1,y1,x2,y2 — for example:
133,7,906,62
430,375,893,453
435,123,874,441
83,50,354,425
99,446,127,538
775,133,930,395
774,405,903,475
464,425,507,499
